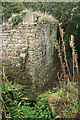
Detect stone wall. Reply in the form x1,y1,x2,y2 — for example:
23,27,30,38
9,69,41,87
2,20,58,91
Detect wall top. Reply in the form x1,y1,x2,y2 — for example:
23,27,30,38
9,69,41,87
3,9,59,27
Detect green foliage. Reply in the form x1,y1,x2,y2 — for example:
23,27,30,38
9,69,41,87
2,2,79,25
2,66,27,119
2,67,52,119
2,2,26,22
48,79,79,118
33,96,51,118
53,115,60,120
11,15,22,25
6,95,52,119
9,10,27,25
2,69,79,119
23,2,79,27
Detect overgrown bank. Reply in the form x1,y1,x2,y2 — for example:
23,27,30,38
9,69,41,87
1,2,80,119
1,68,79,119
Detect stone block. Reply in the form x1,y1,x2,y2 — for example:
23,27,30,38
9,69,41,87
23,12,38,24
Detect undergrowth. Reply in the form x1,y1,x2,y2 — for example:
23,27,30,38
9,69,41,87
1,68,79,119
6,96,51,119
1,23,79,119
48,79,79,118
1,67,52,119
50,24,79,118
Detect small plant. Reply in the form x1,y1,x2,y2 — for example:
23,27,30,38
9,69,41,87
2,66,27,119
11,11,27,25
7,96,52,119
11,15,23,25
2,67,52,119
34,96,51,118
52,24,79,118
20,11,27,16
48,79,79,118
55,24,79,86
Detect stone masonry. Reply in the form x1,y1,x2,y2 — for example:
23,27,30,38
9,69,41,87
2,15,58,91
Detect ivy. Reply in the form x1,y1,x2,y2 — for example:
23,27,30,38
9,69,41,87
11,15,22,25
11,11,27,25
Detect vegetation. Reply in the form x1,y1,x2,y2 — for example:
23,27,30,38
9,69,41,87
54,25,79,118
2,2,79,26
1,62,79,119
42,80,79,118
2,69,52,119
0,4,2,24
10,11,27,25
1,2,80,119
1,30,79,118
2,2,26,22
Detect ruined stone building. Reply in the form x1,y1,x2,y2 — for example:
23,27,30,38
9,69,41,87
2,11,58,92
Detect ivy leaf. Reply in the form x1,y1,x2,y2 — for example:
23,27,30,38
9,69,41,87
53,115,60,119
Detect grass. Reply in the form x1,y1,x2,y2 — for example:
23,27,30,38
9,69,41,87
39,79,79,118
